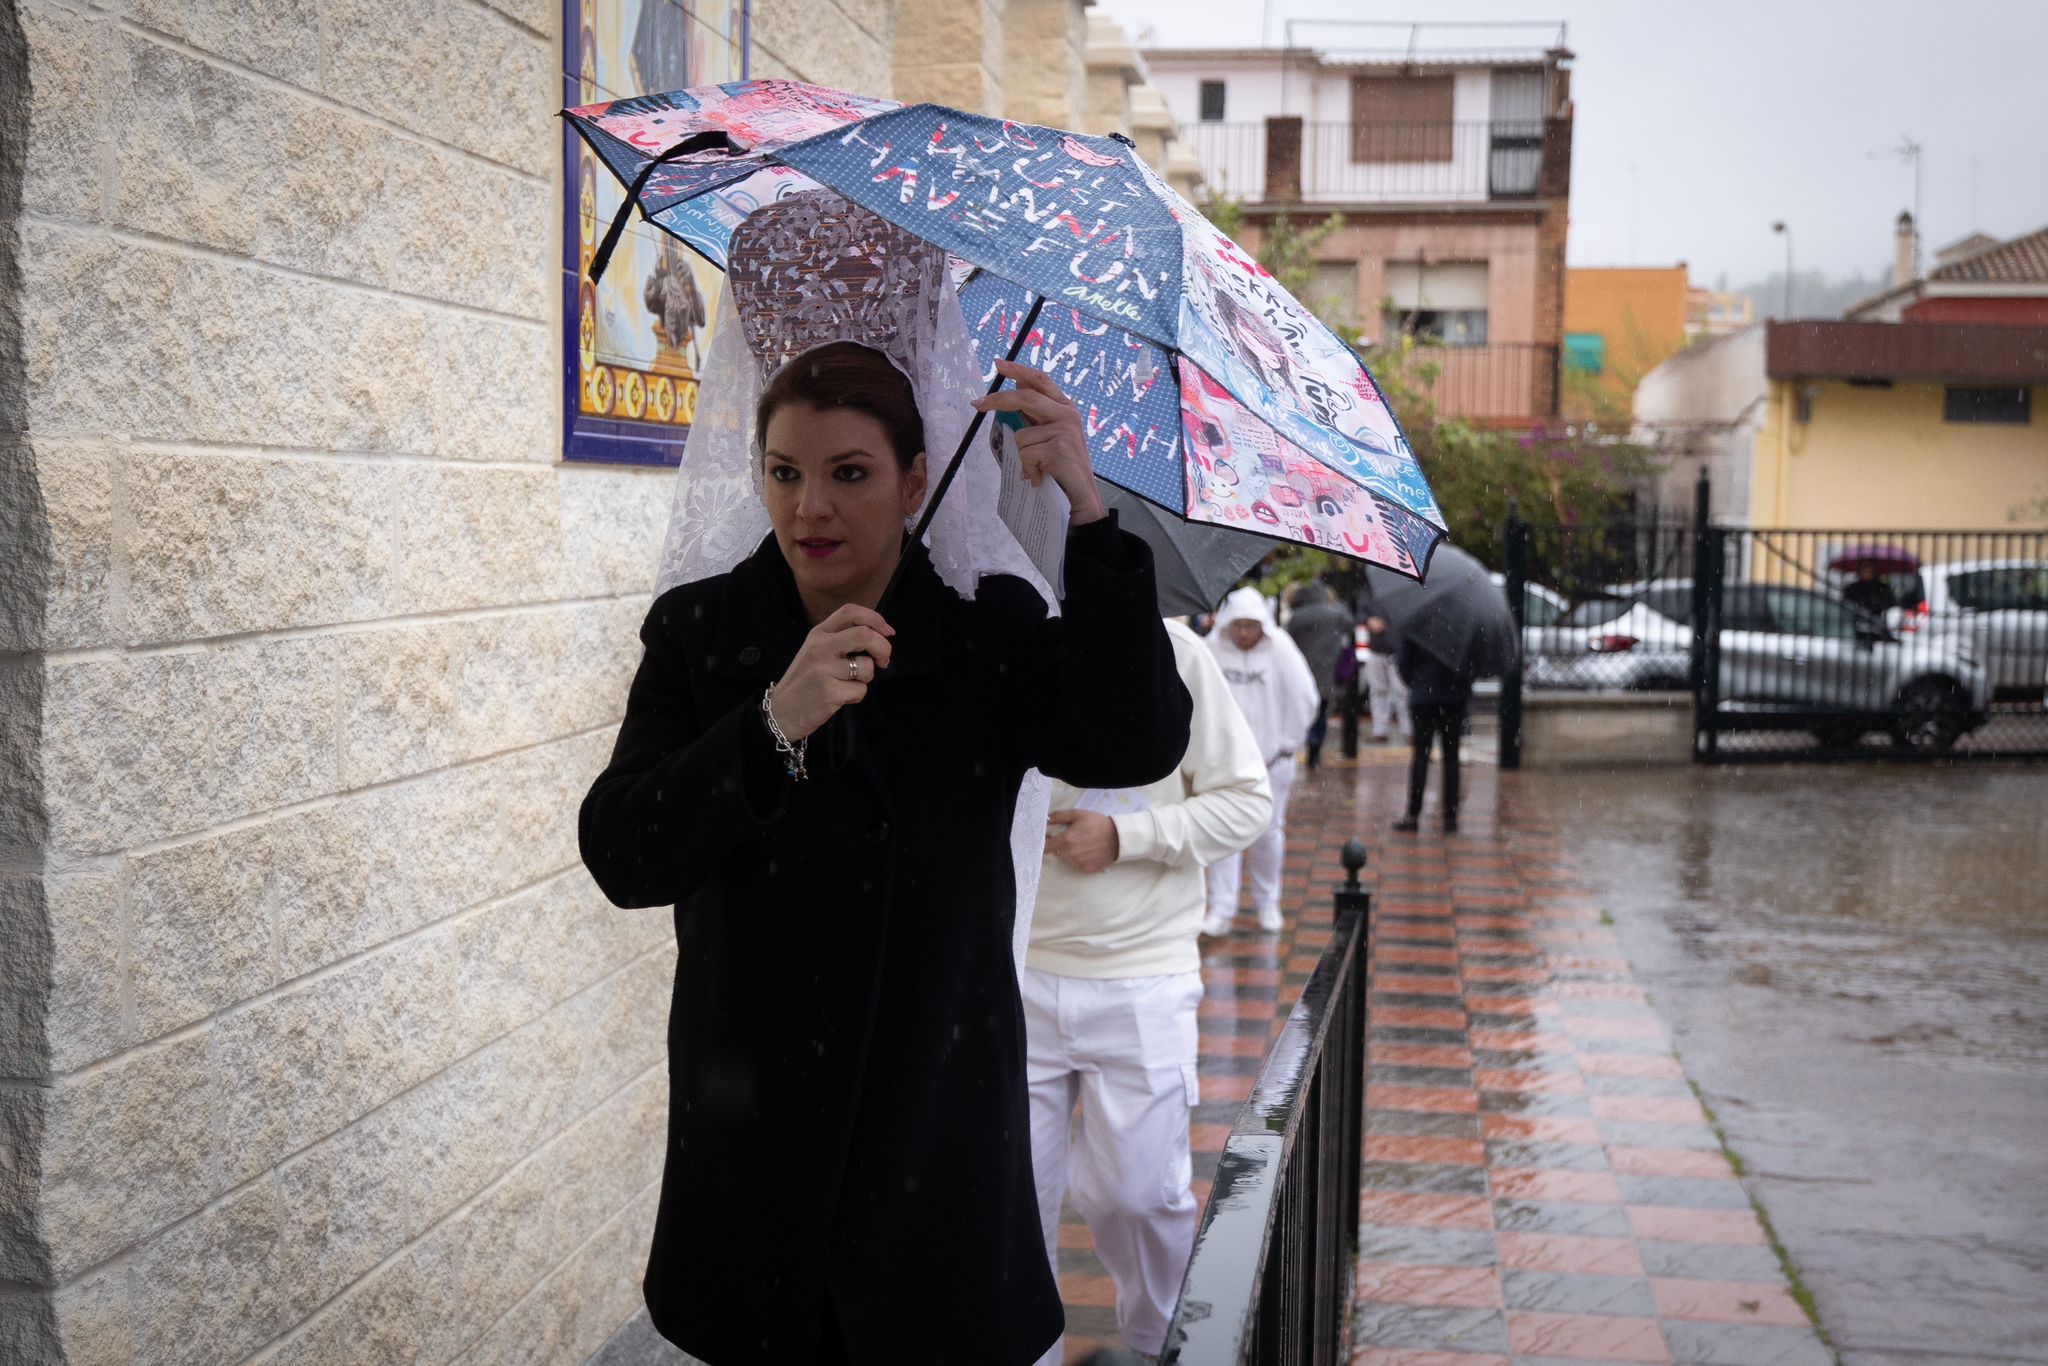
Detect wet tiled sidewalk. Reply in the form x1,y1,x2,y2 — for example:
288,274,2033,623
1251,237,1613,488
1051,754,1834,1366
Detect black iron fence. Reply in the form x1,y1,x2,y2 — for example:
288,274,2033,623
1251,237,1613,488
1501,503,1703,703
1696,523,2048,760
1500,476,2048,762
1160,843,1370,1366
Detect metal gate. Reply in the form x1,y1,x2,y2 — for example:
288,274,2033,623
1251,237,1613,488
1501,475,2048,763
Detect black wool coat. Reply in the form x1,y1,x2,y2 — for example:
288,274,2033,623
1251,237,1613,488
579,516,1193,1366
1395,632,1477,710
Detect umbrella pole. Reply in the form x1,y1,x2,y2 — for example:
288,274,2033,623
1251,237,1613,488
877,293,1045,614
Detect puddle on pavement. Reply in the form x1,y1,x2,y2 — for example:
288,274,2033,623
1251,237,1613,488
1514,762,2048,1361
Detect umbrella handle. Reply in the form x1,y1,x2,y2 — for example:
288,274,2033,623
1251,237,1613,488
587,130,740,287
877,293,1046,616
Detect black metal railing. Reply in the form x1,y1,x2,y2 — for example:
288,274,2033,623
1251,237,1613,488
1180,120,1551,204
1697,523,2048,760
1501,501,1703,717
1160,843,1370,1366
1498,474,2048,763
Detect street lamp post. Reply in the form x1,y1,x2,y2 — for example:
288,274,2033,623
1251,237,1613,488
1771,220,1794,319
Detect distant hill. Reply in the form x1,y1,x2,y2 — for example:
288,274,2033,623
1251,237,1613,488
1726,266,1891,321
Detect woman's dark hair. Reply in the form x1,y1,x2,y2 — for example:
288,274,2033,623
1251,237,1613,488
755,342,924,470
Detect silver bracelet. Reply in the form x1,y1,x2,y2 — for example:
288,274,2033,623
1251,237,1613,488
760,684,808,781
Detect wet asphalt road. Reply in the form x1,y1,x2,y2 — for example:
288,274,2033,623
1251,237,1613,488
1516,763,2048,1365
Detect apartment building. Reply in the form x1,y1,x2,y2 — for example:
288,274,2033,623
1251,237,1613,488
1144,21,1576,424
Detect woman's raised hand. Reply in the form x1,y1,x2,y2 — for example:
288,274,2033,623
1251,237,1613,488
769,604,894,740
972,360,1107,525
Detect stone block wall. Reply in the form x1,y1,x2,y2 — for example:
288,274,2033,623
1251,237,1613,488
1081,12,1140,138
0,1,887,1362
1518,692,1694,768
891,0,1004,113
1001,0,1084,128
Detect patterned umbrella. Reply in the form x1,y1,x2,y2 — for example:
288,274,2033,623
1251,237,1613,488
565,79,1447,579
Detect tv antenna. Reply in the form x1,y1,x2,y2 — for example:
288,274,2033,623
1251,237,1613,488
1868,135,1924,274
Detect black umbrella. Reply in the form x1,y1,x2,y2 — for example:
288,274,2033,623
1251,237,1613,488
1100,485,1274,617
1361,543,1519,678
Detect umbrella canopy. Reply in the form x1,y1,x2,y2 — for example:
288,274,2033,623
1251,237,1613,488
1099,484,1273,618
1361,544,1519,679
1828,544,1920,576
564,79,1446,579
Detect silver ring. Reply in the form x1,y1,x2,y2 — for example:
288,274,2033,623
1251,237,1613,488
847,657,860,679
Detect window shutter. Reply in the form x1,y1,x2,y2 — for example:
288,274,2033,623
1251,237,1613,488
1350,73,1454,163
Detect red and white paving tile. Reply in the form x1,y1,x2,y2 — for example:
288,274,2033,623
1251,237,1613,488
1048,753,1833,1366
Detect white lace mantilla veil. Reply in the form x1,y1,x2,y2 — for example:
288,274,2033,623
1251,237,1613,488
652,188,1066,969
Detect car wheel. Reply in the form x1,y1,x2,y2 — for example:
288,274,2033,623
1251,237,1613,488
1891,678,1967,753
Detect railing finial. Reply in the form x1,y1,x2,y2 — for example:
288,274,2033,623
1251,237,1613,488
1340,839,1368,890
1335,841,1371,923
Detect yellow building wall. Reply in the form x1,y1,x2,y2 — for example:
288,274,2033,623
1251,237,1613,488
1752,379,2048,529
1563,266,1690,414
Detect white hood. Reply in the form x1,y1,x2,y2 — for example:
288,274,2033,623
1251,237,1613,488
1213,586,1275,635
1206,588,1322,762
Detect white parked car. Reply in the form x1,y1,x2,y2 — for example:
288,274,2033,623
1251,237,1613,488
1512,579,1991,749
1524,581,1694,691
1486,573,1574,679
1710,584,1990,750
1916,560,2048,698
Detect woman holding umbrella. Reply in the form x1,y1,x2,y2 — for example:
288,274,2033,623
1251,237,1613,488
579,198,1191,1365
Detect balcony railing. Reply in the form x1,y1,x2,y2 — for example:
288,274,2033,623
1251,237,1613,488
1370,341,1561,422
1160,844,1369,1365
1182,119,1558,205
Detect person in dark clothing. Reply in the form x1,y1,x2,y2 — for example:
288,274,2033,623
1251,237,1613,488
1842,565,1898,621
1392,632,1476,833
1283,581,1353,769
580,342,1192,1366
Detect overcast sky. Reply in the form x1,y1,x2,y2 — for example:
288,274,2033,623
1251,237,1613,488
1099,0,2048,285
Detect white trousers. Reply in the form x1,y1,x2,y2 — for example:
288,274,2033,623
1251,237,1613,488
1364,652,1411,739
1023,966,1204,1363
1205,756,1297,919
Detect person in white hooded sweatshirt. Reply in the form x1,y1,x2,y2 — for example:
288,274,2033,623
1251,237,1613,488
1202,587,1322,935
1025,618,1272,1365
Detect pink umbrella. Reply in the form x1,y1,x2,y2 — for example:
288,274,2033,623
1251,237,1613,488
1829,545,1920,576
